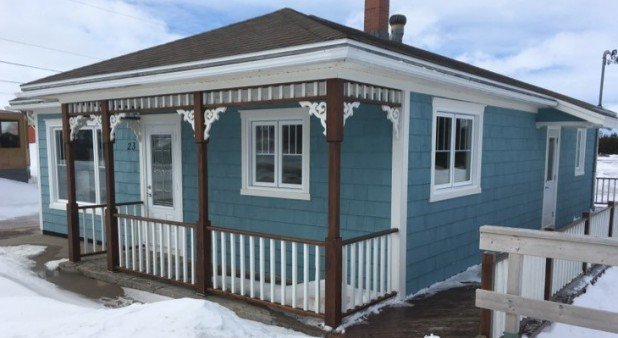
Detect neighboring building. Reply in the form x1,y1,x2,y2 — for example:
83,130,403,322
9,0,618,327
0,110,30,182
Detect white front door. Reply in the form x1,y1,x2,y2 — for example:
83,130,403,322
141,115,183,221
542,127,561,228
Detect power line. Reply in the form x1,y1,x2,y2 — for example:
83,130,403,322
0,79,22,84
65,0,165,27
0,60,62,73
0,37,102,60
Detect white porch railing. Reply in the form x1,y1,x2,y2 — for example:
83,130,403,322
341,229,398,313
77,203,107,256
594,177,618,204
116,211,196,286
484,204,617,338
209,226,325,314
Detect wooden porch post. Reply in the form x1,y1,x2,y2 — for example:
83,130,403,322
479,252,495,338
194,92,213,294
62,104,80,262
582,211,591,273
101,101,119,270
324,79,344,328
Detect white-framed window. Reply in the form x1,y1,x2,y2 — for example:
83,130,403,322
46,119,105,209
430,98,485,202
240,108,310,200
574,128,586,176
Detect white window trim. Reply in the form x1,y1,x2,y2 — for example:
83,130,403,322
575,128,586,176
430,98,485,202
45,119,104,210
240,107,310,200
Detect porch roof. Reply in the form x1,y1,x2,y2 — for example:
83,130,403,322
19,8,616,120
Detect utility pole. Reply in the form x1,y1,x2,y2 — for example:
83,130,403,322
598,49,618,107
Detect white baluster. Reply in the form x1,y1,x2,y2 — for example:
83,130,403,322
101,207,105,250
167,224,172,278
240,235,245,295
314,245,320,313
221,231,227,291
82,209,87,254
387,234,392,292
358,241,364,304
281,240,286,306
351,243,357,308
91,208,96,252
372,238,378,299
249,236,255,298
303,244,309,311
153,222,158,276
270,239,275,303
212,231,218,289
191,228,195,285
131,215,136,270
365,240,371,302
124,215,129,268
138,219,143,272
230,233,236,293
342,244,347,311
292,242,297,308
145,221,151,274
380,236,386,295
174,226,180,280
259,237,265,300
182,227,187,283
117,214,123,268
159,223,164,277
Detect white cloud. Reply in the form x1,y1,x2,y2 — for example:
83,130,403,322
0,0,180,109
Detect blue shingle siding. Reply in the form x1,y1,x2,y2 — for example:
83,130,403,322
406,93,548,294
555,128,596,226
38,113,141,235
181,104,392,241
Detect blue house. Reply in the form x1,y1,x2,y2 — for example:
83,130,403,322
10,1,618,327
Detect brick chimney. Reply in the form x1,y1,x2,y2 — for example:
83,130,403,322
364,0,390,39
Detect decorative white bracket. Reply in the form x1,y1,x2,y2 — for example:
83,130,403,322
382,105,401,139
26,111,36,128
300,101,327,135
204,107,226,140
90,114,102,127
343,101,360,126
68,115,88,141
177,107,226,140
109,113,126,141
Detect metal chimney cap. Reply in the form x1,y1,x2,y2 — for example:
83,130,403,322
389,14,407,26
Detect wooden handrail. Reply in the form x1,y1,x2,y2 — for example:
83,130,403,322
207,225,325,246
555,217,586,232
342,228,399,245
588,205,611,217
78,200,143,210
115,213,196,228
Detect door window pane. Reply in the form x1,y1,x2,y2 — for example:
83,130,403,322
547,138,555,182
73,129,96,203
434,116,451,185
97,130,106,202
151,134,173,207
281,124,302,185
254,124,275,183
0,121,20,148
55,130,68,200
454,118,472,183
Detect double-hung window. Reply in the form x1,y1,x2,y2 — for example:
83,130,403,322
574,128,586,176
241,108,310,200
46,120,105,208
431,98,484,202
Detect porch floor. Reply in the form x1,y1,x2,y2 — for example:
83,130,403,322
343,284,480,338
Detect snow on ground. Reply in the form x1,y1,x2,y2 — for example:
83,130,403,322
596,155,618,178
29,142,38,179
44,258,69,270
410,264,481,298
122,287,171,303
0,245,308,338
0,178,39,221
536,267,618,338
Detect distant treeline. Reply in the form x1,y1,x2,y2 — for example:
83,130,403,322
599,133,618,154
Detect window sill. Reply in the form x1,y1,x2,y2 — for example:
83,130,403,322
240,188,310,201
429,186,481,202
575,169,584,176
48,202,67,211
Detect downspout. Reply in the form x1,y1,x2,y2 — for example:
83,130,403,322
591,128,600,210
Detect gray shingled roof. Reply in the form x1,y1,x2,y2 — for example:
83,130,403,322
23,8,615,117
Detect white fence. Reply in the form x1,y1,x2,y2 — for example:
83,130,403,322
594,177,618,204
77,204,107,255
485,205,616,337
210,226,325,314
116,211,196,286
342,230,396,313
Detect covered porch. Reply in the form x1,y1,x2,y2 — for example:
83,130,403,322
61,78,403,327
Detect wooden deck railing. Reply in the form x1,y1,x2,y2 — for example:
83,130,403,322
479,202,618,338
76,200,142,257
594,177,618,204
114,212,197,287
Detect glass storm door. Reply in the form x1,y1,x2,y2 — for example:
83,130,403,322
542,127,560,228
142,117,183,221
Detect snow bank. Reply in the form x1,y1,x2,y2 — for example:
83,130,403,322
0,178,39,221
0,245,307,337
536,267,618,338
410,264,481,298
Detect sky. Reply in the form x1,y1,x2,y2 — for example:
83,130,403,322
1,0,617,113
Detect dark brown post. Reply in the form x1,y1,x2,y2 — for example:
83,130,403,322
324,79,344,328
101,101,119,270
582,212,591,273
194,92,212,294
479,252,495,338
609,201,615,238
543,227,554,301
62,104,80,262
